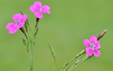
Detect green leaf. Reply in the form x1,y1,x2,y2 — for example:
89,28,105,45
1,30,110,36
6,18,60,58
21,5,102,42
48,44,56,62
22,38,26,45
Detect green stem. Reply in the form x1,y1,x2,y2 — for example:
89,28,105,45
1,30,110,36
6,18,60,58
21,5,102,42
52,61,56,71
61,49,86,71
29,50,33,71
68,55,90,71
26,34,33,71
68,49,85,64
29,31,36,71
30,38,34,71
61,61,69,71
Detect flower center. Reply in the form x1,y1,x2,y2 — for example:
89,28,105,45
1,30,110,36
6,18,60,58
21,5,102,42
38,8,42,12
15,20,20,26
90,43,96,50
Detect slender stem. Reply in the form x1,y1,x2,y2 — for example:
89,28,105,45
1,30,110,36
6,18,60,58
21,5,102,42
68,49,86,64
30,37,34,71
61,61,69,71
28,17,40,71
61,49,86,71
29,50,33,71
29,38,35,71
68,55,88,71
26,34,33,71
52,61,56,71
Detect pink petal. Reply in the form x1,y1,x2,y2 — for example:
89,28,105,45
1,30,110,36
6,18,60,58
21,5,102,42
95,41,101,49
13,13,22,22
20,14,27,22
30,5,38,13
34,1,42,10
42,5,50,11
35,12,43,18
90,36,97,44
18,22,25,28
86,47,93,56
94,50,100,57
42,11,51,14
9,26,18,34
83,39,90,47
6,23,15,29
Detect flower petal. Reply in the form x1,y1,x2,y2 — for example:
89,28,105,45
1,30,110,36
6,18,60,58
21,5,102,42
90,36,97,44
9,26,18,34
20,14,27,22
83,39,90,47
94,50,100,57
95,41,101,49
86,47,93,56
6,23,15,29
13,13,22,22
30,5,38,13
34,1,42,10
35,12,43,18
42,10,51,14
18,22,25,28
42,5,50,11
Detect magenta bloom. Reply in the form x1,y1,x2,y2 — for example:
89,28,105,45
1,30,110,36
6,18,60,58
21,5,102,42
6,13,27,34
83,36,101,57
30,1,51,18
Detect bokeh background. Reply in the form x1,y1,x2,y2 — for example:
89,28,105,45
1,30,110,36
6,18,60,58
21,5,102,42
0,0,113,71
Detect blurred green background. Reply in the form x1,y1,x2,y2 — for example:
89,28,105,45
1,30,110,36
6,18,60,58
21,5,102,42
0,0,113,71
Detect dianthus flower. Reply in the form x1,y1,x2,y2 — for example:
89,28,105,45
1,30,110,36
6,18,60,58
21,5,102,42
30,1,51,18
6,13,27,34
83,36,101,57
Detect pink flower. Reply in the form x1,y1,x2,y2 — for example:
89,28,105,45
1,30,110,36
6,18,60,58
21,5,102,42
30,1,51,18
6,13,27,34
83,36,101,57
